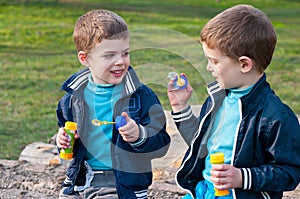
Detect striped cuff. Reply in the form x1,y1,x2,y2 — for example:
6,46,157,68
130,125,147,147
240,168,252,190
171,105,193,123
134,189,148,199
63,177,72,186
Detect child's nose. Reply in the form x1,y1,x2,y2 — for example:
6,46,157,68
206,63,213,71
115,55,126,66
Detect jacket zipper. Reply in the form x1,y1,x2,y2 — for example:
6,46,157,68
175,93,216,198
231,99,243,199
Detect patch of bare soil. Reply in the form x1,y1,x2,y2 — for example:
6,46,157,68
0,160,186,199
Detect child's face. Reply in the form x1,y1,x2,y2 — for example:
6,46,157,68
202,42,244,89
86,38,130,85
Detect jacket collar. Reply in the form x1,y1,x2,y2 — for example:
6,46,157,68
206,73,269,111
239,73,270,109
61,66,142,95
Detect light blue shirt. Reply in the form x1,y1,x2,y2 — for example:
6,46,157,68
84,74,123,170
203,85,253,183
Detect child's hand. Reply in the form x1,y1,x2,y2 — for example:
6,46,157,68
167,73,193,112
118,112,139,143
210,164,243,189
56,127,79,149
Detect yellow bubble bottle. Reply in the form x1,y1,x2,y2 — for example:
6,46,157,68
210,152,230,196
59,121,77,160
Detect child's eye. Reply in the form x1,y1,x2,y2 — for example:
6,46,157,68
104,54,115,58
208,58,217,65
123,51,130,56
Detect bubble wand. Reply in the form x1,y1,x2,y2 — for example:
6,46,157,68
91,120,115,126
91,115,127,129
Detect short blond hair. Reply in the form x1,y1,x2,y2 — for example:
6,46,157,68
73,9,129,55
200,4,277,73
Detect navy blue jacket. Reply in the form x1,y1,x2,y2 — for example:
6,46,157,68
172,74,300,199
56,66,170,198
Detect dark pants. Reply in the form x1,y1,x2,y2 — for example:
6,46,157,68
59,170,118,199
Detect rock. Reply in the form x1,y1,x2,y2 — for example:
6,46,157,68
0,159,66,199
19,142,61,165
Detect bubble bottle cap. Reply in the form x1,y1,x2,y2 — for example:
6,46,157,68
167,72,188,90
210,152,224,164
115,116,127,129
59,151,73,160
65,121,77,130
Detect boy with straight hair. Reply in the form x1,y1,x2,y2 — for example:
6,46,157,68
167,4,300,199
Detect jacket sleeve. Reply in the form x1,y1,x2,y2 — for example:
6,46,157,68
171,105,201,145
240,111,300,192
128,88,171,159
56,93,74,128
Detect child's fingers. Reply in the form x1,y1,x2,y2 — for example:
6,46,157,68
121,112,129,121
180,73,188,78
74,132,80,139
119,131,138,143
167,79,177,91
56,127,70,148
118,113,139,142
211,164,225,171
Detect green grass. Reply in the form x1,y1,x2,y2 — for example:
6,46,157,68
0,0,299,159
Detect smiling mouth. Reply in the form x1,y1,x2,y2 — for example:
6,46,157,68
111,70,124,76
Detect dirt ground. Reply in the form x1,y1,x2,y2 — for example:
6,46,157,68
0,159,299,199
0,159,186,199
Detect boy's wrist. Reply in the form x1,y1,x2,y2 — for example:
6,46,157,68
129,125,147,147
172,104,189,113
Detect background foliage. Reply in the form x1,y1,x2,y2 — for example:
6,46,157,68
1,0,299,159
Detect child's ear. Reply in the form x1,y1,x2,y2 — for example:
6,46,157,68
78,51,90,67
239,56,252,73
